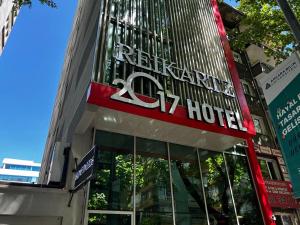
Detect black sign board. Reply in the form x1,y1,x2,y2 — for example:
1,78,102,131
73,146,98,191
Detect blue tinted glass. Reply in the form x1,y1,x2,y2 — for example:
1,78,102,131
32,166,40,171
5,164,40,171
0,174,34,183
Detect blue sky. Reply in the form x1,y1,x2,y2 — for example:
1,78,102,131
0,0,238,166
225,0,238,7
0,1,77,164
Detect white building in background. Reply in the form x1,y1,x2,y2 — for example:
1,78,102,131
0,0,19,55
0,158,41,183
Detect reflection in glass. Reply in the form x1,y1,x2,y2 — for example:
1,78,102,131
224,151,264,225
88,131,134,211
258,158,281,180
282,215,294,225
87,130,265,225
170,144,208,225
135,138,173,225
88,213,131,225
258,159,272,180
199,150,237,225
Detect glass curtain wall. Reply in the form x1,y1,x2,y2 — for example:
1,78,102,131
169,144,208,225
224,148,264,225
88,131,134,225
135,138,173,225
87,130,264,225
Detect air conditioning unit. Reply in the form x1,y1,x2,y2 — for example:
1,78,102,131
47,142,65,185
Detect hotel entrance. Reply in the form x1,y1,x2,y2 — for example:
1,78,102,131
85,130,264,225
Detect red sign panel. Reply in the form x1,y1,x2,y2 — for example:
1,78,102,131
265,180,300,208
87,82,252,140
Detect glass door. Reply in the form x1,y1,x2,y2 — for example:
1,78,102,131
87,131,134,225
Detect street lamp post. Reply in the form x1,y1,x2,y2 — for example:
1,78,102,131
276,0,300,44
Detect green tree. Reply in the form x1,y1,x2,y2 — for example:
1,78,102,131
226,0,299,61
14,0,56,7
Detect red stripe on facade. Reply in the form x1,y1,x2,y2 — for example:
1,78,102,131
210,0,255,136
247,138,276,225
210,0,275,224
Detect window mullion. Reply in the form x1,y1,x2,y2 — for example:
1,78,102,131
167,142,176,225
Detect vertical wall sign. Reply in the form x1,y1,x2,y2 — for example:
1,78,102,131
74,146,98,191
256,52,300,198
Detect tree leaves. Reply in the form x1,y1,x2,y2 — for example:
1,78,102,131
14,0,57,8
227,0,299,61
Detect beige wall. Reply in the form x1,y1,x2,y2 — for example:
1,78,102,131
40,0,101,184
0,183,87,225
0,0,13,32
246,44,276,67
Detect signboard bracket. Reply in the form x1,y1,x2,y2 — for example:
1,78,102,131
67,190,75,207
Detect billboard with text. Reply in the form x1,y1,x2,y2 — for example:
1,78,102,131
257,52,300,198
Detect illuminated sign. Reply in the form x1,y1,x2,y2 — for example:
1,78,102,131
110,43,247,132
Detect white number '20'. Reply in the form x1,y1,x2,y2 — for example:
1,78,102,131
111,72,179,114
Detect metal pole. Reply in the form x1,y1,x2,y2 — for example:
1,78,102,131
276,0,300,44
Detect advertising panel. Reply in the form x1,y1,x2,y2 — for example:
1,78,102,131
264,180,300,208
256,52,300,198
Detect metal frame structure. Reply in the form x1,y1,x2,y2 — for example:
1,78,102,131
92,0,241,113
83,129,262,225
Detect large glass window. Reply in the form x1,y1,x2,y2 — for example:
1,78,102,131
169,144,208,225
135,137,173,225
5,164,40,171
258,157,281,180
252,115,266,135
88,130,265,225
88,131,134,211
0,174,33,183
225,151,264,225
199,151,238,225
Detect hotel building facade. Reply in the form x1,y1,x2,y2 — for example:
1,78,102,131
34,0,300,225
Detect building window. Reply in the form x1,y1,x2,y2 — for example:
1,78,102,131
241,80,255,96
233,51,243,64
0,174,33,183
275,213,299,225
242,82,252,96
252,115,266,134
254,119,263,134
258,157,281,180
